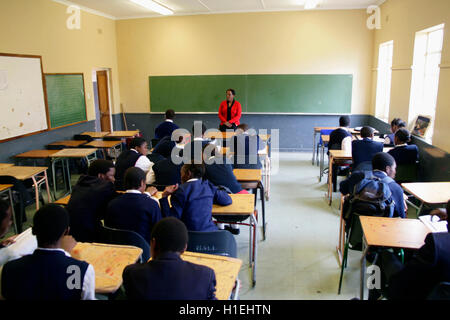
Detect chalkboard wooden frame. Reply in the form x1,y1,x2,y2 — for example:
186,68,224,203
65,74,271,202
44,73,88,129
0,53,50,143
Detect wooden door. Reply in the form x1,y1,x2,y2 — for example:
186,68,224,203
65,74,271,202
96,70,111,132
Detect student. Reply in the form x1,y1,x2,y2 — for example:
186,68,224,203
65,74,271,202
115,137,155,190
388,128,419,165
68,160,117,242
122,217,217,300
0,200,13,249
352,126,383,172
154,109,179,140
152,156,183,191
328,115,352,152
231,123,266,169
159,164,232,232
340,152,406,218
0,204,95,300
375,200,450,300
106,167,162,244
182,122,210,164
218,88,242,132
384,118,407,145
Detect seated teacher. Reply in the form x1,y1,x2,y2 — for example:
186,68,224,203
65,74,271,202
218,88,242,132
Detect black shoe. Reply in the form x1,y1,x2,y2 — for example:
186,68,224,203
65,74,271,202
224,225,240,235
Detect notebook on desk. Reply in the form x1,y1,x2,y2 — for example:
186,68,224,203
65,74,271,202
0,228,37,266
419,215,448,233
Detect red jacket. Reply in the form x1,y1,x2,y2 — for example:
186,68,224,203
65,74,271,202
218,100,242,126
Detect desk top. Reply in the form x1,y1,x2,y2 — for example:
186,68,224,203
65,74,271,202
0,184,13,193
321,135,330,143
50,148,98,158
106,130,139,138
71,242,142,294
15,150,59,158
233,169,262,182
84,140,121,148
329,147,393,159
205,131,234,140
81,131,109,138
0,163,14,169
54,194,71,206
360,216,430,249
0,166,48,180
181,251,242,300
47,140,87,147
401,182,450,205
212,194,255,215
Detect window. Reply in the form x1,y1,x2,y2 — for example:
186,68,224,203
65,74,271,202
375,40,394,122
409,24,445,142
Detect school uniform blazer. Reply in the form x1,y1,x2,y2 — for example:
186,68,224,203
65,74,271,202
205,156,243,194
388,144,419,166
387,232,450,300
351,138,383,170
154,120,179,140
339,170,406,218
68,175,117,242
152,158,183,188
152,136,176,159
122,252,217,300
105,192,162,244
231,133,265,169
218,100,242,126
159,179,232,232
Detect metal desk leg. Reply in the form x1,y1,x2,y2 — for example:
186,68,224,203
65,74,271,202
319,144,325,182
250,212,258,287
7,189,17,234
360,236,370,300
328,155,333,206
259,182,266,241
312,130,317,165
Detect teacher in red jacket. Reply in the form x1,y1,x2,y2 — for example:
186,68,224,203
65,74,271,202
218,89,242,132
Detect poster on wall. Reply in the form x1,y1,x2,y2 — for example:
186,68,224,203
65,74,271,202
412,115,431,138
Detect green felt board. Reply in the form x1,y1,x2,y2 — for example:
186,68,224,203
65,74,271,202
149,74,352,113
45,74,87,128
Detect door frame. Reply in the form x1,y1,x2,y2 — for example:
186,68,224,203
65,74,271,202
92,68,113,132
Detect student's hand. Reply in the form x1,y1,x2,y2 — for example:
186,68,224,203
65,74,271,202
0,235,17,247
430,208,448,222
61,235,77,253
163,184,178,197
146,186,158,196
225,122,232,128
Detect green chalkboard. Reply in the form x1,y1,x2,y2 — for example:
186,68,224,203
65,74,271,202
149,74,352,113
45,74,87,128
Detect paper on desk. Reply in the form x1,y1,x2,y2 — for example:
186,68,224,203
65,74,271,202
0,228,37,266
419,215,448,233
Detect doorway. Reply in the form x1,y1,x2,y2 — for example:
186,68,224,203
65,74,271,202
92,69,112,132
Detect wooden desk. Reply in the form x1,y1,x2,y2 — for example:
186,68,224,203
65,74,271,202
233,169,262,182
401,182,450,215
205,131,235,140
106,130,139,138
0,166,51,210
319,135,330,182
54,194,71,206
50,149,98,196
0,184,17,234
0,163,14,169
84,140,122,160
71,242,142,294
14,150,59,168
212,193,258,287
47,140,87,148
81,131,109,139
358,216,430,299
181,251,242,300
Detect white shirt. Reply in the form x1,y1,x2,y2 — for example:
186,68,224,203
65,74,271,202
0,247,96,300
336,127,352,152
125,189,160,206
130,149,156,185
165,119,173,123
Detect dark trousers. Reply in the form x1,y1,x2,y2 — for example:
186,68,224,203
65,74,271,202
219,123,237,132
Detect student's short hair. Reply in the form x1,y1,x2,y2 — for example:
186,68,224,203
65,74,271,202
227,88,236,96
339,116,350,127
32,204,69,247
395,128,411,143
237,123,249,132
372,152,396,171
361,126,375,138
397,120,407,129
88,160,115,177
130,137,147,149
192,122,207,138
0,199,10,225
182,163,205,179
165,109,175,120
151,217,188,253
391,118,406,129
124,167,146,190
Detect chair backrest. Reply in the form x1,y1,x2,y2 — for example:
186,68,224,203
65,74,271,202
73,134,93,142
99,225,150,263
395,162,418,183
427,282,450,300
187,230,237,258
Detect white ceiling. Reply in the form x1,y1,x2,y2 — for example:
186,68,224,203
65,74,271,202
54,0,385,20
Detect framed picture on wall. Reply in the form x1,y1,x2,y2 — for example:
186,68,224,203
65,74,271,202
412,115,431,138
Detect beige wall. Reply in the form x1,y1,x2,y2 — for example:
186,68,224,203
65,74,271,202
372,0,450,152
0,0,121,122
116,10,374,115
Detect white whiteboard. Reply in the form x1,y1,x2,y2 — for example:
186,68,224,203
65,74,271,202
0,54,48,141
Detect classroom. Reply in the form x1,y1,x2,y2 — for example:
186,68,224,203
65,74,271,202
0,0,449,302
